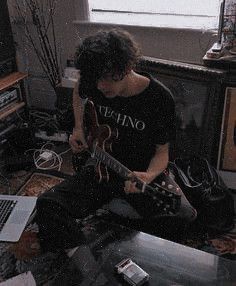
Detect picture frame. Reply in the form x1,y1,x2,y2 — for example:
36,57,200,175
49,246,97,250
218,87,236,172
138,57,226,164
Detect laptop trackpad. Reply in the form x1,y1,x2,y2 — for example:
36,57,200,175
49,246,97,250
0,210,32,242
8,210,31,224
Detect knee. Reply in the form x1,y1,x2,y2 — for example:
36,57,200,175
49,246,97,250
182,206,197,222
36,189,61,221
176,200,198,222
36,184,62,208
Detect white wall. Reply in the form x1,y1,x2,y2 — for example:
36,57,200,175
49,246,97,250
8,0,218,109
74,22,217,65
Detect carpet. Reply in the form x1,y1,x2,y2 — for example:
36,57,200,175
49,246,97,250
0,171,69,285
17,171,66,196
0,172,235,285
180,220,236,260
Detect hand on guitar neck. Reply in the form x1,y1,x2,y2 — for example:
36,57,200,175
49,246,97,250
124,171,156,194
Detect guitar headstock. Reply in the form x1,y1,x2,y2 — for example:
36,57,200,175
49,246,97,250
157,170,182,195
145,170,182,215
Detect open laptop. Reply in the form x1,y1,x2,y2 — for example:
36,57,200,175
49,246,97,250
0,194,37,242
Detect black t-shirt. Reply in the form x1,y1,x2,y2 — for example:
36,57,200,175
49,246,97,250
79,72,176,172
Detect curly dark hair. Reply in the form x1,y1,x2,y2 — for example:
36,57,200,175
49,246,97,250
75,29,141,82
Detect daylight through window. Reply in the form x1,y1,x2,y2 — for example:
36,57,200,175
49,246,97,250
88,0,221,30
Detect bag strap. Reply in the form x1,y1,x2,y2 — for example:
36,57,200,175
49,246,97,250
169,161,204,190
186,157,215,188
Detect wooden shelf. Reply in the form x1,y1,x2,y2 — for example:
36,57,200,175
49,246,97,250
0,72,28,93
0,101,25,120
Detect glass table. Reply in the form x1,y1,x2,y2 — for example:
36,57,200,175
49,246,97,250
48,221,236,286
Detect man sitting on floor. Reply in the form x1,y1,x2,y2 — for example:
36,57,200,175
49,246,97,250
35,28,197,252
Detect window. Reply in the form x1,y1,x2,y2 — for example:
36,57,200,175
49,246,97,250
88,0,221,30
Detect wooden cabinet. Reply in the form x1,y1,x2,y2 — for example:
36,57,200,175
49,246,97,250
0,72,27,120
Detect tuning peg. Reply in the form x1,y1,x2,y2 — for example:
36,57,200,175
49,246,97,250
161,181,166,186
168,184,173,189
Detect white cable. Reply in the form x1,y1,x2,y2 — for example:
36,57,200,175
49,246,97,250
24,142,71,171
58,148,71,156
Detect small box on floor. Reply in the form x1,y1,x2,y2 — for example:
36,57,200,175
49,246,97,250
115,258,149,286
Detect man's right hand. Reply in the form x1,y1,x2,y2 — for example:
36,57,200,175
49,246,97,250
69,128,88,153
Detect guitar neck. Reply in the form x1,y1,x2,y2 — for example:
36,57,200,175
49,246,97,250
92,145,131,178
89,141,180,214
92,145,144,188
91,145,177,198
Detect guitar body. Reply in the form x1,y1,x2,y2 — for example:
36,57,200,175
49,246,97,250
73,100,118,182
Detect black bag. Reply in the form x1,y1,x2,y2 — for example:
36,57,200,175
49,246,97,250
169,156,235,233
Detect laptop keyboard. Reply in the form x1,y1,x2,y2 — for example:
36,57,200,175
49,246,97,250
0,199,17,232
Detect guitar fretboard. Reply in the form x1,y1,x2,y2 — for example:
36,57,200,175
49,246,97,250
92,144,146,189
93,144,130,178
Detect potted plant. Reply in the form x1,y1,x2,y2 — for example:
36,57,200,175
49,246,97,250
13,0,74,134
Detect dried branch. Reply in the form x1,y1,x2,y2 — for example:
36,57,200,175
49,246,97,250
14,0,61,91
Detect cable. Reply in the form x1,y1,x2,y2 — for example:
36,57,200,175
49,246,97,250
15,109,25,122
25,142,71,171
29,110,59,131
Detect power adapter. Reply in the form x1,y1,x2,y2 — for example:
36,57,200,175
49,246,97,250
39,151,53,161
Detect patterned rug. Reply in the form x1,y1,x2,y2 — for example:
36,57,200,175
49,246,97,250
0,172,235,285
0,172,68,285
181,220,236,260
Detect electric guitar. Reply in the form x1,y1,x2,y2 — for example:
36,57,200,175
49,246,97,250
72,100,181,215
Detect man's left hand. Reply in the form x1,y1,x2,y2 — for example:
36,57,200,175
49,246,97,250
124,171,155,194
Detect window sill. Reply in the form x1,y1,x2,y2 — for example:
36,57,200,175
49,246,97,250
73,20,217,34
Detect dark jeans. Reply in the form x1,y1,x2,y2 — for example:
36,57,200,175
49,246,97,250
35,166,197,251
